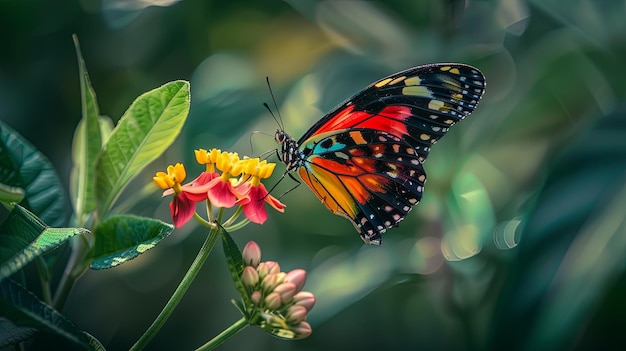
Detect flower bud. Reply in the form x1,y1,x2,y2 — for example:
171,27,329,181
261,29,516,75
250,290,262,305
256,262,270,279
241,266,259,288
292,291,316,311
264,291,282,310
273,282,297,302
286,305,308,324
285,269,307,292
242,241,262,267
261,273,281,292
292,321,312,339
264,261,281,275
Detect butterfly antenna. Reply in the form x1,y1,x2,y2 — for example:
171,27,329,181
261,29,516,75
265,77,285,131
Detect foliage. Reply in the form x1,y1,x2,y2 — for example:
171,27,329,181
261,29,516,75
1,0,626,350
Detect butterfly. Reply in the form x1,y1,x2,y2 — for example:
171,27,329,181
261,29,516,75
275,63,486,245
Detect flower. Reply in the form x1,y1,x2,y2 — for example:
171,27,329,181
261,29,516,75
155,148,285,228
235,158,286,224
206,151,243,208
236,241,315,339
153,163,215,227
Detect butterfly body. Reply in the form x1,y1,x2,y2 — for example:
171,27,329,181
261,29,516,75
276,63,485,245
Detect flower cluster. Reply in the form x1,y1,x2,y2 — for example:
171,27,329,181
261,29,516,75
239,241,315,339
153,149,285,228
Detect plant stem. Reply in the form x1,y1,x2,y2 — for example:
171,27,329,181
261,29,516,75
195,317,248,351
130,226,220,351
53,235,89,309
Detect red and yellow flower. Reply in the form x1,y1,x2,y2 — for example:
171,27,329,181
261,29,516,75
153,149,285,228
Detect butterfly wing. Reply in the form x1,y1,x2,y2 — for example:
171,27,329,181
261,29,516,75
297,63,486,244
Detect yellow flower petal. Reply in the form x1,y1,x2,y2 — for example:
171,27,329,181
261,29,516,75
195,149,209,164
258,162,276,179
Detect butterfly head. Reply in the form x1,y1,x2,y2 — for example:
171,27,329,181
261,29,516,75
274,129,288,145
275,130,304,172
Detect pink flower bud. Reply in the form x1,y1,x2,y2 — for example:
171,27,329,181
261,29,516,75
293,291,316,311
241,266,259,288
286,305,308,324
264,291,282,310
242,241,262,267
292,321,312,339
250,290,262,305
285,269,307,291
273,282,297,302
265,261,281,275
256,262,270,279
261,273,284,292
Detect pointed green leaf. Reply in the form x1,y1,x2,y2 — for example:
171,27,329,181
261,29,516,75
95,80,190,215
90,215,174,269
220,226,253,317
69,35,103,225
0,205,88,280
0,279,95,350
0,121,66,227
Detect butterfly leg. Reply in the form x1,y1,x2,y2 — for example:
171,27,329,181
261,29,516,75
263,170,302,202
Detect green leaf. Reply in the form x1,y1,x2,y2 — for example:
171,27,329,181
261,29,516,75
0,121,66,227
0,317,37,348
70,34,103,226
90,215,174,269
220,226,253,318
0,205,88,280
95,80,190,216
0,182,25,209
0,278,95,350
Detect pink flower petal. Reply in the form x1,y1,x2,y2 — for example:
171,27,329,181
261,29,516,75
182,172,218,202
241,185,269,224
170,193,196,228
207,177,238,208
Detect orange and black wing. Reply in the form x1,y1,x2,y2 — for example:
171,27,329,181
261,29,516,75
297,63,486,244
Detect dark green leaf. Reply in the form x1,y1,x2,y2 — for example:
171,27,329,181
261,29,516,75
0,317,37,348
0,121,66,227
0,205,88,280
0,279,94,350
220,225,252,317
90,215,174,269
95,80,190,216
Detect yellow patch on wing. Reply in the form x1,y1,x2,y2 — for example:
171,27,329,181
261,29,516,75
428,99,446,111
375,78,392,88
404,76,421,86
402,86,431,97
389,76,407,85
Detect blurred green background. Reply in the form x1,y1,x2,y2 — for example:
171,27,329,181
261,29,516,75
2,0,626,350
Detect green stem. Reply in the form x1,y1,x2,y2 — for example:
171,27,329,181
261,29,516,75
224,218,250,232
222,205,243,227
194,212,215,228
130,226,220,351
195,317,248,351
53,235,90,309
